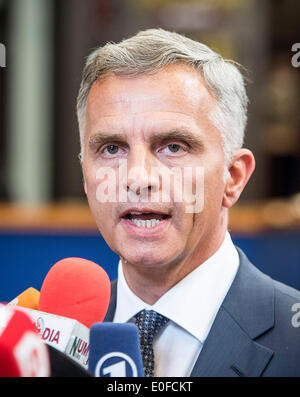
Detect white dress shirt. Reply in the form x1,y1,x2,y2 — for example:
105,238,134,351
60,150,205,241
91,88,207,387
113,231,239,377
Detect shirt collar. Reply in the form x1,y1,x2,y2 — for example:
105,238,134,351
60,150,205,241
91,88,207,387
113,231,239,343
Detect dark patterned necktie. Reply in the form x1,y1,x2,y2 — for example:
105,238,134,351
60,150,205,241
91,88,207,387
134,309,169,377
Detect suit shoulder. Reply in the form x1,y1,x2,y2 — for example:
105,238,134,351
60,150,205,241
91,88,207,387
270,278,300,332
257,278,300,376
272,278,300,303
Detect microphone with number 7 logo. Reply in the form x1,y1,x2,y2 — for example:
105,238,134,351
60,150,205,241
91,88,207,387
88,323,144,377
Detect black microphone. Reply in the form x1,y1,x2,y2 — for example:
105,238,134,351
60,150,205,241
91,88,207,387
47,345,92,377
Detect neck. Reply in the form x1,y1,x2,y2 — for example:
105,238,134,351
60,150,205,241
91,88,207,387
121,228,227,305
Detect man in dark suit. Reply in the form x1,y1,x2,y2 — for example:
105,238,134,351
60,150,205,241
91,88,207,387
77,28,300,376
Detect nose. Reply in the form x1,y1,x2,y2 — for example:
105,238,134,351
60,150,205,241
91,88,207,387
123,144,160,198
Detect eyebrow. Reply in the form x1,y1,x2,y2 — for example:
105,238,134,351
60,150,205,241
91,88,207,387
88,129,204,151
88,133,125,148
150,130,204,151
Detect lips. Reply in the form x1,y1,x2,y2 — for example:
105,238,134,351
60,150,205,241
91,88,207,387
119,208,172,231
120,208,171,220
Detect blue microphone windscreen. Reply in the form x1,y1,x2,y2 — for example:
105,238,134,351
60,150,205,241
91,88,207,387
88,323,144,377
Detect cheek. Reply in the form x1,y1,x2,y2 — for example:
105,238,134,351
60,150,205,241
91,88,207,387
202,168,226,219
173,166,205,215
203,152,225,189
83,163,97,191
89,200,116,247
84,164,113,199
83,166,114,223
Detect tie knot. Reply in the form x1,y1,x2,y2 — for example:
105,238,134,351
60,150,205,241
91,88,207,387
135,309,169,343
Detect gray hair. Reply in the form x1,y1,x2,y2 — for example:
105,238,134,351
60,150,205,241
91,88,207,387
77,28,248,167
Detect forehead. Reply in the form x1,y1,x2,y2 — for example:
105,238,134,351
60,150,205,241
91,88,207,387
87,64,216,112
85,64,217,135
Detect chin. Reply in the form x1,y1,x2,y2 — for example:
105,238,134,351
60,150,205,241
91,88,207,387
124,254,164,267
121,247,184,270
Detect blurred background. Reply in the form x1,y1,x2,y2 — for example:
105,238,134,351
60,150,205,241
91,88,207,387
0,0,299,301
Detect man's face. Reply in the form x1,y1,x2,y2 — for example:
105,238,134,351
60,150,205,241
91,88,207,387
82,64,228,275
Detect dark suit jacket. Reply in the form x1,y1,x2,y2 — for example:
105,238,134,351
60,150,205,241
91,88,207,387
103,247,300,377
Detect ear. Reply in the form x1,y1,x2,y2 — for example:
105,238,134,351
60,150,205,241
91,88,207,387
222,149,255,209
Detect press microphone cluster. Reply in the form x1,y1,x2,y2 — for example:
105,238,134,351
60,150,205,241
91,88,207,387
3,257,144,377
8,257,111,370
7,285,92,372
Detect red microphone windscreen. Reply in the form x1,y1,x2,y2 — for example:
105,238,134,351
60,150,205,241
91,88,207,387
0,305,50,377
38,258,111,328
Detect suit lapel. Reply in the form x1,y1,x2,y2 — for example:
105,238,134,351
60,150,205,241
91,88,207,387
191,248,275,377
103,279,117,322
190,306,274,376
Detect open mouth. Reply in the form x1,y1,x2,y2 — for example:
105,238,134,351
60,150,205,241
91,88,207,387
122,210,171,229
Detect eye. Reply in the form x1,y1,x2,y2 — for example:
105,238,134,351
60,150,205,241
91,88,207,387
167,143,181,153
105,144,119,154
98,143,125,159
159,142,186,155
